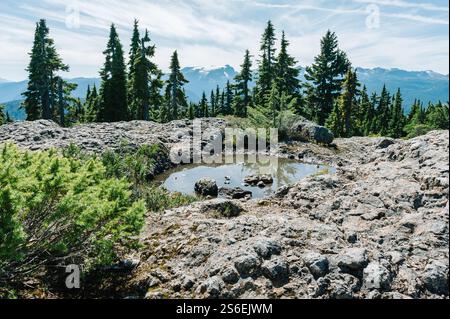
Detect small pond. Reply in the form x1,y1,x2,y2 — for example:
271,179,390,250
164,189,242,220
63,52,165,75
155,155,335,199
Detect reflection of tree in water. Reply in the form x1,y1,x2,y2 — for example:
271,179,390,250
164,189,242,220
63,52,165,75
243,158,301,188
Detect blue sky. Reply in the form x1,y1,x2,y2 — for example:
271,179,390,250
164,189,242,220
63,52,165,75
0,0,448,81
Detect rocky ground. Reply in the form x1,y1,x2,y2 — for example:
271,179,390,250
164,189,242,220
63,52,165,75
0,120,448,299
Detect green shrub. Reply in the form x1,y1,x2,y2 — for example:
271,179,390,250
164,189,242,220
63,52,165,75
405,124,435,139
142,186,196,212
0,144,145,283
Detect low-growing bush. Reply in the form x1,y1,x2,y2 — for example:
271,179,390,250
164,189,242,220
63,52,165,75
0,144,146,284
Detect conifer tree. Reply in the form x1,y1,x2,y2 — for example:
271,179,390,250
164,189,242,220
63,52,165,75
375,85,391,136
98,24,128,122
389,89,405,138
256,21,276,106
199,92,208,118
356,86,370,136
210,90,216,117
426,101,449,130
0,104,5,124
275,31,300,98
84,84,99,122
267,81,280,127
221,81,233,116
304,30,350,125
22,19,69,121
234,50,253,117
166,51,189,120
364,92,378,135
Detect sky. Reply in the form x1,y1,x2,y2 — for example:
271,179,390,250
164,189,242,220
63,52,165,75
0,0,448,81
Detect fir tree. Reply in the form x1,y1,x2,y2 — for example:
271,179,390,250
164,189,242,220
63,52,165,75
356,86,370,136
267,81,280,127
221,81,233,116
0,104,5,124
234,50,253,117
210,90,216,117
199,92,208,118
389,89,405,138
256,21,276,106
275,31,300,99
304,30,350,125
98,24,128,122
22,19,69,121
375,85,391,136
166,51,189,120
84,84,99,122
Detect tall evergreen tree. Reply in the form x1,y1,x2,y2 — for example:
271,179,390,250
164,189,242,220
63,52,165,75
166,51,189,120
22,19,69,121
375,85,391,136
129,29,161,120
326,69,359,137
98,24,128,122
275,31,300,98
256,21,276,106
210,90,216,117
221,81,233,116
199,92,208,118
389,89,405,138
304,30,350,125
267,81,280,127
356,85,370,136
234,50,253,117
83,84,99,122
0,104,5,124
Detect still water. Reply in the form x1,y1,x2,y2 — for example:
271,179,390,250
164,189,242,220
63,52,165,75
155,156,334,199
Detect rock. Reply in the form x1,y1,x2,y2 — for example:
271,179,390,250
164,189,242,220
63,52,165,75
199,276,225,298
377,138,395,149
303,252,329,278
221,267,240,284
244,174,273,186
195,178,219,197
289,117,334,144
421,260,449,295
219,187,252,199
346,232,358,244
337,248,369,275
257,181,266,188
234,254,261,278
261,257,289,284
200,199,243,218
253,239,282,259
363,262,392,291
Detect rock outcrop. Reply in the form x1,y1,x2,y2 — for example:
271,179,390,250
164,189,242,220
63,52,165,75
0,120,448,299
135,130,448,299
288,117,334,145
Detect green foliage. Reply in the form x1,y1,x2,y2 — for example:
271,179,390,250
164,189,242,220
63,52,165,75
0,144,145,283
165,51,189,121
22,19,70,121
233,50,253,117
142,186,196,213
304,30,350,125
0,104,5,124
98,24,128,122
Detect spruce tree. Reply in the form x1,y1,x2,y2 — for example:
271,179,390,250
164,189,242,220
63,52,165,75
256,21,276,106
22,19,69,121
267,81,280,127
98,24,128,122
364,92,378,135
275,31,300,99
0,104,5,124
84,84,99,122
221,81,233,115
199,92,208,118
166,51,189,120
357,86,370,136
375,85,391,136
210,90,216,117
234,50,253,117
304,30,350,125
389,89,405,138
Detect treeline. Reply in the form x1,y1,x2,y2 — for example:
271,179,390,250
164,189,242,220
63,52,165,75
19,19,448,139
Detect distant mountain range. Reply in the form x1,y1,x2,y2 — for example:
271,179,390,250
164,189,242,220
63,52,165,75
1,66,448,121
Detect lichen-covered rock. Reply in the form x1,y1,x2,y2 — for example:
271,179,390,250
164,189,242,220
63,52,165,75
421,260,449,295
289,117,334,144
363,262,392,291
337,248,369,275
303,252,329,278
195,178,219,197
